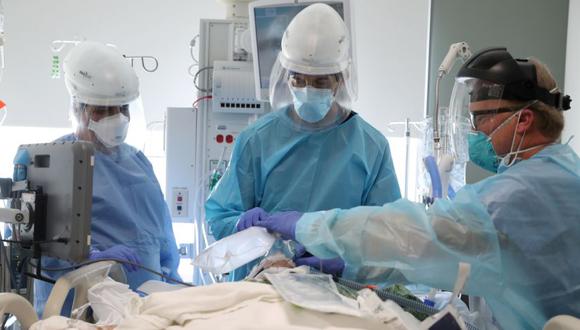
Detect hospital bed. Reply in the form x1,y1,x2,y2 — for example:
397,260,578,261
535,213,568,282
0,261,411,329
0,261,117,328
0,261,578,330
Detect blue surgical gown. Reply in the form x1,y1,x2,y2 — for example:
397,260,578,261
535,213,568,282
295,143,580,329
205,108,401,280
34,134,181,315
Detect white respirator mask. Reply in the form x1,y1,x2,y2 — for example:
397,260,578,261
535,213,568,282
88,113,130,148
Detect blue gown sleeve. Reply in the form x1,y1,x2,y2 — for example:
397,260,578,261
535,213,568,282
363,141,401,205
159,204,182,281
160,214,182,282
295,186,503,298
205,132,257,240
135,152,181,281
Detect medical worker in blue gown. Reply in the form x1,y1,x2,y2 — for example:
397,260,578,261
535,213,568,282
205,3,401,281
251,48,580,329
34,41,181,315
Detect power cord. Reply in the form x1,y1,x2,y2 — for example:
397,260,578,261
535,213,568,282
1,238,68,245
28,258,193,287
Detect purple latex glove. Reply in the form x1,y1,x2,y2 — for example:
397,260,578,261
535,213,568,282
255,211,302,240
295,256,345,277
89,245,142,272
236,207,268,231
293,242,307,258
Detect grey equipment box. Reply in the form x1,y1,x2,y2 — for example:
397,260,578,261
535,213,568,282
19,141,94,263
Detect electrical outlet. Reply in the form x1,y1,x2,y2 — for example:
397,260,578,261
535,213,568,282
171,187,188,217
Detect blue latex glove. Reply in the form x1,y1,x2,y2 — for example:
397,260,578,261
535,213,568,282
255,211,302,240
295,256,345,277
89,245,142,272
236,207,268,231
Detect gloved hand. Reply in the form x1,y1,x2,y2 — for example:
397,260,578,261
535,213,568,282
294,256,345,277
292,242,307,258
89,245,142,272
255,211,302,240
237,207,268,231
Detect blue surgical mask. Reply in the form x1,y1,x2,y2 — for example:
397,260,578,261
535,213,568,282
290,86,334,123
468,131,500,172
467,110,522,173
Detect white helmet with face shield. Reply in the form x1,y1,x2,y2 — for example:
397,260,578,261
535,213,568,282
269,3,357,130
64,41,146,151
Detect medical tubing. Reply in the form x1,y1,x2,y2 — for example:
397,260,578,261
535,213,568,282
193,66,213,93
187,93,213,286
30,258,194,287
192,167,218,285
336,277,479,330
424,155,442,199
404,118,411,199
192,95,212,109
433,72,444,150
448,185,456,199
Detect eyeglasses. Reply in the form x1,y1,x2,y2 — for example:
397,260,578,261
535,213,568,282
289,73,338,89
469,107,520,130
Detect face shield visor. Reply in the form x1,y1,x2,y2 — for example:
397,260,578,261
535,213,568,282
269,52,357,131
448,78,534,132
449,78,540,173
70,96,146,153
449,78,529,169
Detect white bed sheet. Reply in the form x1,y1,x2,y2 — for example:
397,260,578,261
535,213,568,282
32,281,412,329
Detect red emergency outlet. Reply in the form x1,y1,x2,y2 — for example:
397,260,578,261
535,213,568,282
226,135,234,144
216,134,224,143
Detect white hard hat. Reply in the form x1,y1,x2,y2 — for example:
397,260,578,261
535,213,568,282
63,41,139,106
279,3,350,75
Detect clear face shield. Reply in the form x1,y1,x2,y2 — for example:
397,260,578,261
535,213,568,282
70,96,146,153
449,78,538,172
449,78,531,132
269,52,357,130
449,78,514,165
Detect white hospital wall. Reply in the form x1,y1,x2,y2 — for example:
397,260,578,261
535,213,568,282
0,0,225,128
0,0,429,133
350,0,430,131
564,1,580,153
351,0,430,199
